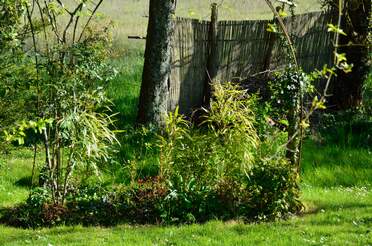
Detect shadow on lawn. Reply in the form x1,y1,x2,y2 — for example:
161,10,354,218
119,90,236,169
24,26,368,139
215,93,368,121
14,176,33,188
302,201,371,216
301,140,372,187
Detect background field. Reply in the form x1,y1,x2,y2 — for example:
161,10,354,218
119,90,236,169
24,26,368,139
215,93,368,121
99,0,321,51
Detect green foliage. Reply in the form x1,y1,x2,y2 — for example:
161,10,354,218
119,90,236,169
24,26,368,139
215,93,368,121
1,181,163,228
0,0,26,51
1,1,370,239
0,82,302,227
269,67,314,124
3,119,53,145
2,157,302,227
316,109,372,149
160,174,219,224
248,158,302,220
204,82,259,168
309,69,371,148
155,82,301,223
159,83,259,183
362,73,372,115
0,0,119,205
0,0,34,150
2,186,371,246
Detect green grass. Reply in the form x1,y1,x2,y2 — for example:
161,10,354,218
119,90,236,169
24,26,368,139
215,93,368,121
0,148,43,208
0,66,371,244
1,3,371,243
0,152,371,245
302,141,372,187
107,51,144,126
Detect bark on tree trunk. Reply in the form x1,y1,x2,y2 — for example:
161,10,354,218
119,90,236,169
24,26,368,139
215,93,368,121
137,0,177,126
203,3,219,107
331,0,371,110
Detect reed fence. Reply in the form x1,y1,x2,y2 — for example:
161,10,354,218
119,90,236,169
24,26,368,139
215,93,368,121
169,9,335,114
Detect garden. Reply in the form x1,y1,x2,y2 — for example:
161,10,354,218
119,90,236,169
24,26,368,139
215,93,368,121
0,0,371,245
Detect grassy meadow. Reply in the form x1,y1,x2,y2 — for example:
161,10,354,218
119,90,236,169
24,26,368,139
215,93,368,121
100,0,321,52
1,1,371,245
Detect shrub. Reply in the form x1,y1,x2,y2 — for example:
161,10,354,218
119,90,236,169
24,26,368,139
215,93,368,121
156,82,302,223
316,109,372,148
1,187,61,228
248,158,302,220
159,82,259,186
159,174,216,223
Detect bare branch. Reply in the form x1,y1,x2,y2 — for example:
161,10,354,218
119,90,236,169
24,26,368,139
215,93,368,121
78,0,104,42
62,3,84,43
263,0,298,68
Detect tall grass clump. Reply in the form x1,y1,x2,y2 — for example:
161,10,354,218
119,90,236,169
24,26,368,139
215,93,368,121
159,82,259,183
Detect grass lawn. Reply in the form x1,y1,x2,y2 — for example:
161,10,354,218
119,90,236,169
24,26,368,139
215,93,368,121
0,144,371,245
0,52,371,245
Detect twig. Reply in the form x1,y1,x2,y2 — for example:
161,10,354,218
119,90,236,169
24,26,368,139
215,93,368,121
63,3,83,43
31,144,37,188
44,0,62,43
263,0,298,68
72,4,84,44
26,3,41,110
128,35,147,40
78,0,104,42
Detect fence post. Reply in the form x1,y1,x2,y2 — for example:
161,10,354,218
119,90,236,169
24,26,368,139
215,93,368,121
203,3,219,106
262,6,281,72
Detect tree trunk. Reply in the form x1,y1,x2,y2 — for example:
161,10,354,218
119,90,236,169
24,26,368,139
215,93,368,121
137,0,177,126
331,0,371,110
203,3,219,107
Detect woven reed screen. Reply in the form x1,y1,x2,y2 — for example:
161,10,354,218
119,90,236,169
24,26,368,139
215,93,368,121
169,11,334,114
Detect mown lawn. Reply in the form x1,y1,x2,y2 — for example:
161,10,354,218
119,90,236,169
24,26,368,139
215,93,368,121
0,52,371,244
0,144,371,245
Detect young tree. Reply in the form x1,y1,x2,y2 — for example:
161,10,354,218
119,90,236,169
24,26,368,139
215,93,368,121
137,0,177,126
2,0,118,205
0,0,30,150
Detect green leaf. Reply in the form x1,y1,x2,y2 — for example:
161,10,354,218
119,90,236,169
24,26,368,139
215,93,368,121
266,23,278,33
300,120,310,129
334,52,347,65
279,119,289,127
279,9,288,18
327,24,347,36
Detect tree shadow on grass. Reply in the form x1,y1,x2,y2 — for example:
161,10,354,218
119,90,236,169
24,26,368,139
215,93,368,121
301,140,372,187
14,176,33,188
302,202,371,216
